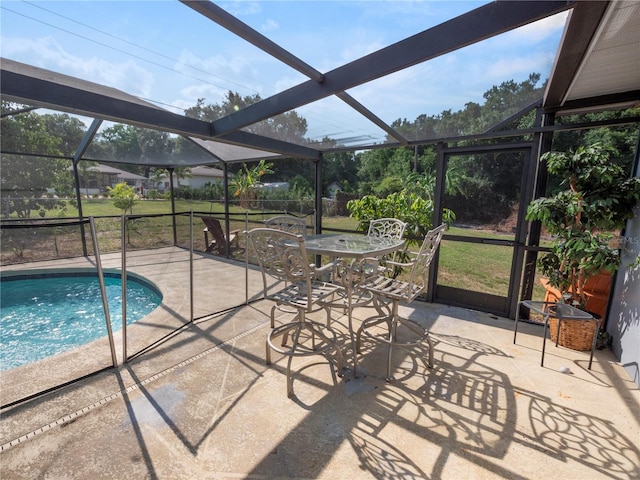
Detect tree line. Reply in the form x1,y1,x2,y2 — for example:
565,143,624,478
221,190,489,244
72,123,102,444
2,72,637,221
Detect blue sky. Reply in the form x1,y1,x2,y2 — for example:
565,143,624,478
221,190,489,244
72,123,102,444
1,1,568,144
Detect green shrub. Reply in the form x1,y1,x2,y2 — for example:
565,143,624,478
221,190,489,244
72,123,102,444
347,191,455,244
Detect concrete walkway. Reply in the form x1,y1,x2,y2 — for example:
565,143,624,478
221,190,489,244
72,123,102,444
1,250,639,479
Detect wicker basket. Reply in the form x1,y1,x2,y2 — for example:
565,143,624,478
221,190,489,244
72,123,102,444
549,316,600,352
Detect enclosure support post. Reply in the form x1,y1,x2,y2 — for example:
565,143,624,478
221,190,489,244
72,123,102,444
73,118,102,257
428,142,447,302
90,216,118,367
520,109,555,304
189,210,194,323
169,168,177,245
245,210,249,305
314,155,324,267
315,155,323,235
121,214,128,363
223,163,231,257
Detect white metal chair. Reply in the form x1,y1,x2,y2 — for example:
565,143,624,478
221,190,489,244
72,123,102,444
247,227,343,397
366,217,407,278
356,223,446,381
263,216,332,325
265,215,307,236
367,218,407,240
336,217,407,294
328,219,409,322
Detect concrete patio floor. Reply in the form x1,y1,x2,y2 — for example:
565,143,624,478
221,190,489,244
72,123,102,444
1,249,639,479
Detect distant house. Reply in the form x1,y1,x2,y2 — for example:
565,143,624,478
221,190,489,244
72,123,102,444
327,182,344,198
73,163,147,196
183,166,225,189
155,166,224,192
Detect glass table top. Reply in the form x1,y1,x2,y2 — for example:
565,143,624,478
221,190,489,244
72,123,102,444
520,300,594,320
303,233,405,258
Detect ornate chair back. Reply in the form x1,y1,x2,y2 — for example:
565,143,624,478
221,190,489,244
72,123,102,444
367,218,407,240
403,223,447,302
366,218,407,271
265,215,307,236
247,227,315,311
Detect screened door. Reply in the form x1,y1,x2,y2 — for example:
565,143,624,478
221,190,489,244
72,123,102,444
432,144,534,318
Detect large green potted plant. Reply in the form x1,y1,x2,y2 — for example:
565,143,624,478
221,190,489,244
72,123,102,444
526,142,640,349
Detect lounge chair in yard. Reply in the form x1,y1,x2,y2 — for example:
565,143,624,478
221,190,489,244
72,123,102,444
201,217,240,254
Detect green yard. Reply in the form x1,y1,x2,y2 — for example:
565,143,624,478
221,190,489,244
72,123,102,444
4,198,546,300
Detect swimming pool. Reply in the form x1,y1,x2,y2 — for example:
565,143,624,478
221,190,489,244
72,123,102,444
0,270,162,371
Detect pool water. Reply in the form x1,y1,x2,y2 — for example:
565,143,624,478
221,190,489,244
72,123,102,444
0,272,162,371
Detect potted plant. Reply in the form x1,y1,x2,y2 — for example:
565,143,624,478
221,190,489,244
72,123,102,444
526,142,640,350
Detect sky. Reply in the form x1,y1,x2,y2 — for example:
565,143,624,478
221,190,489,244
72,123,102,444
1,1,569,146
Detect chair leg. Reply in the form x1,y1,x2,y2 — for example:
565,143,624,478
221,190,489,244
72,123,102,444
425,332,434,369
284,322,304,398
334,345,344,377
286,356,294,397
267,321,300,356
280,311,305,346
324,305,332,327
266,311,344,397
266,337,272,365
309,322,344,379
356,315,392,353
373,295,392,316
397,318,434,369
386,316,398,381
357,299,435,381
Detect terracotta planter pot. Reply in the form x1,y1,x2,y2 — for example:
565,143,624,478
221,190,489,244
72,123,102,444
540,271,612,321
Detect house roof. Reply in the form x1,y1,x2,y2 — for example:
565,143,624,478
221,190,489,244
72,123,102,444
80,163,147,181
543,1,640,113
1,1,638,167
190,166,224,178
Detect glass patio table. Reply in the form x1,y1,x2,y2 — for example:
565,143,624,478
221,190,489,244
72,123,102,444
513,300,598,370
303,233,406,376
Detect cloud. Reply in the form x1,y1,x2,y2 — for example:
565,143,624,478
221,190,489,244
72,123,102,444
261,19,279,33
273,74,306,94
484,52,557,82
1,35,154,97
175,49,259,92
178,50,243,76
501,12,568,44
179,84,224,99
174,46,313,101
338,28,386,64
218,0,261,17
175,83,227,108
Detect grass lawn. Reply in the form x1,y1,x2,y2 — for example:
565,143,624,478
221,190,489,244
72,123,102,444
5,198,546,301
76,198,235,217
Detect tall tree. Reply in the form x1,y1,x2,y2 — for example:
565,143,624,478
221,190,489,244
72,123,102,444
184,92,309,178
356,74,548,217
322,149,360,194
137,128,174,178
1,103,77,217
97,124,143,166
231,160,274,208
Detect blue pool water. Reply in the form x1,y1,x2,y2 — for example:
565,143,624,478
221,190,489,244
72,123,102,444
0,271,162,371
